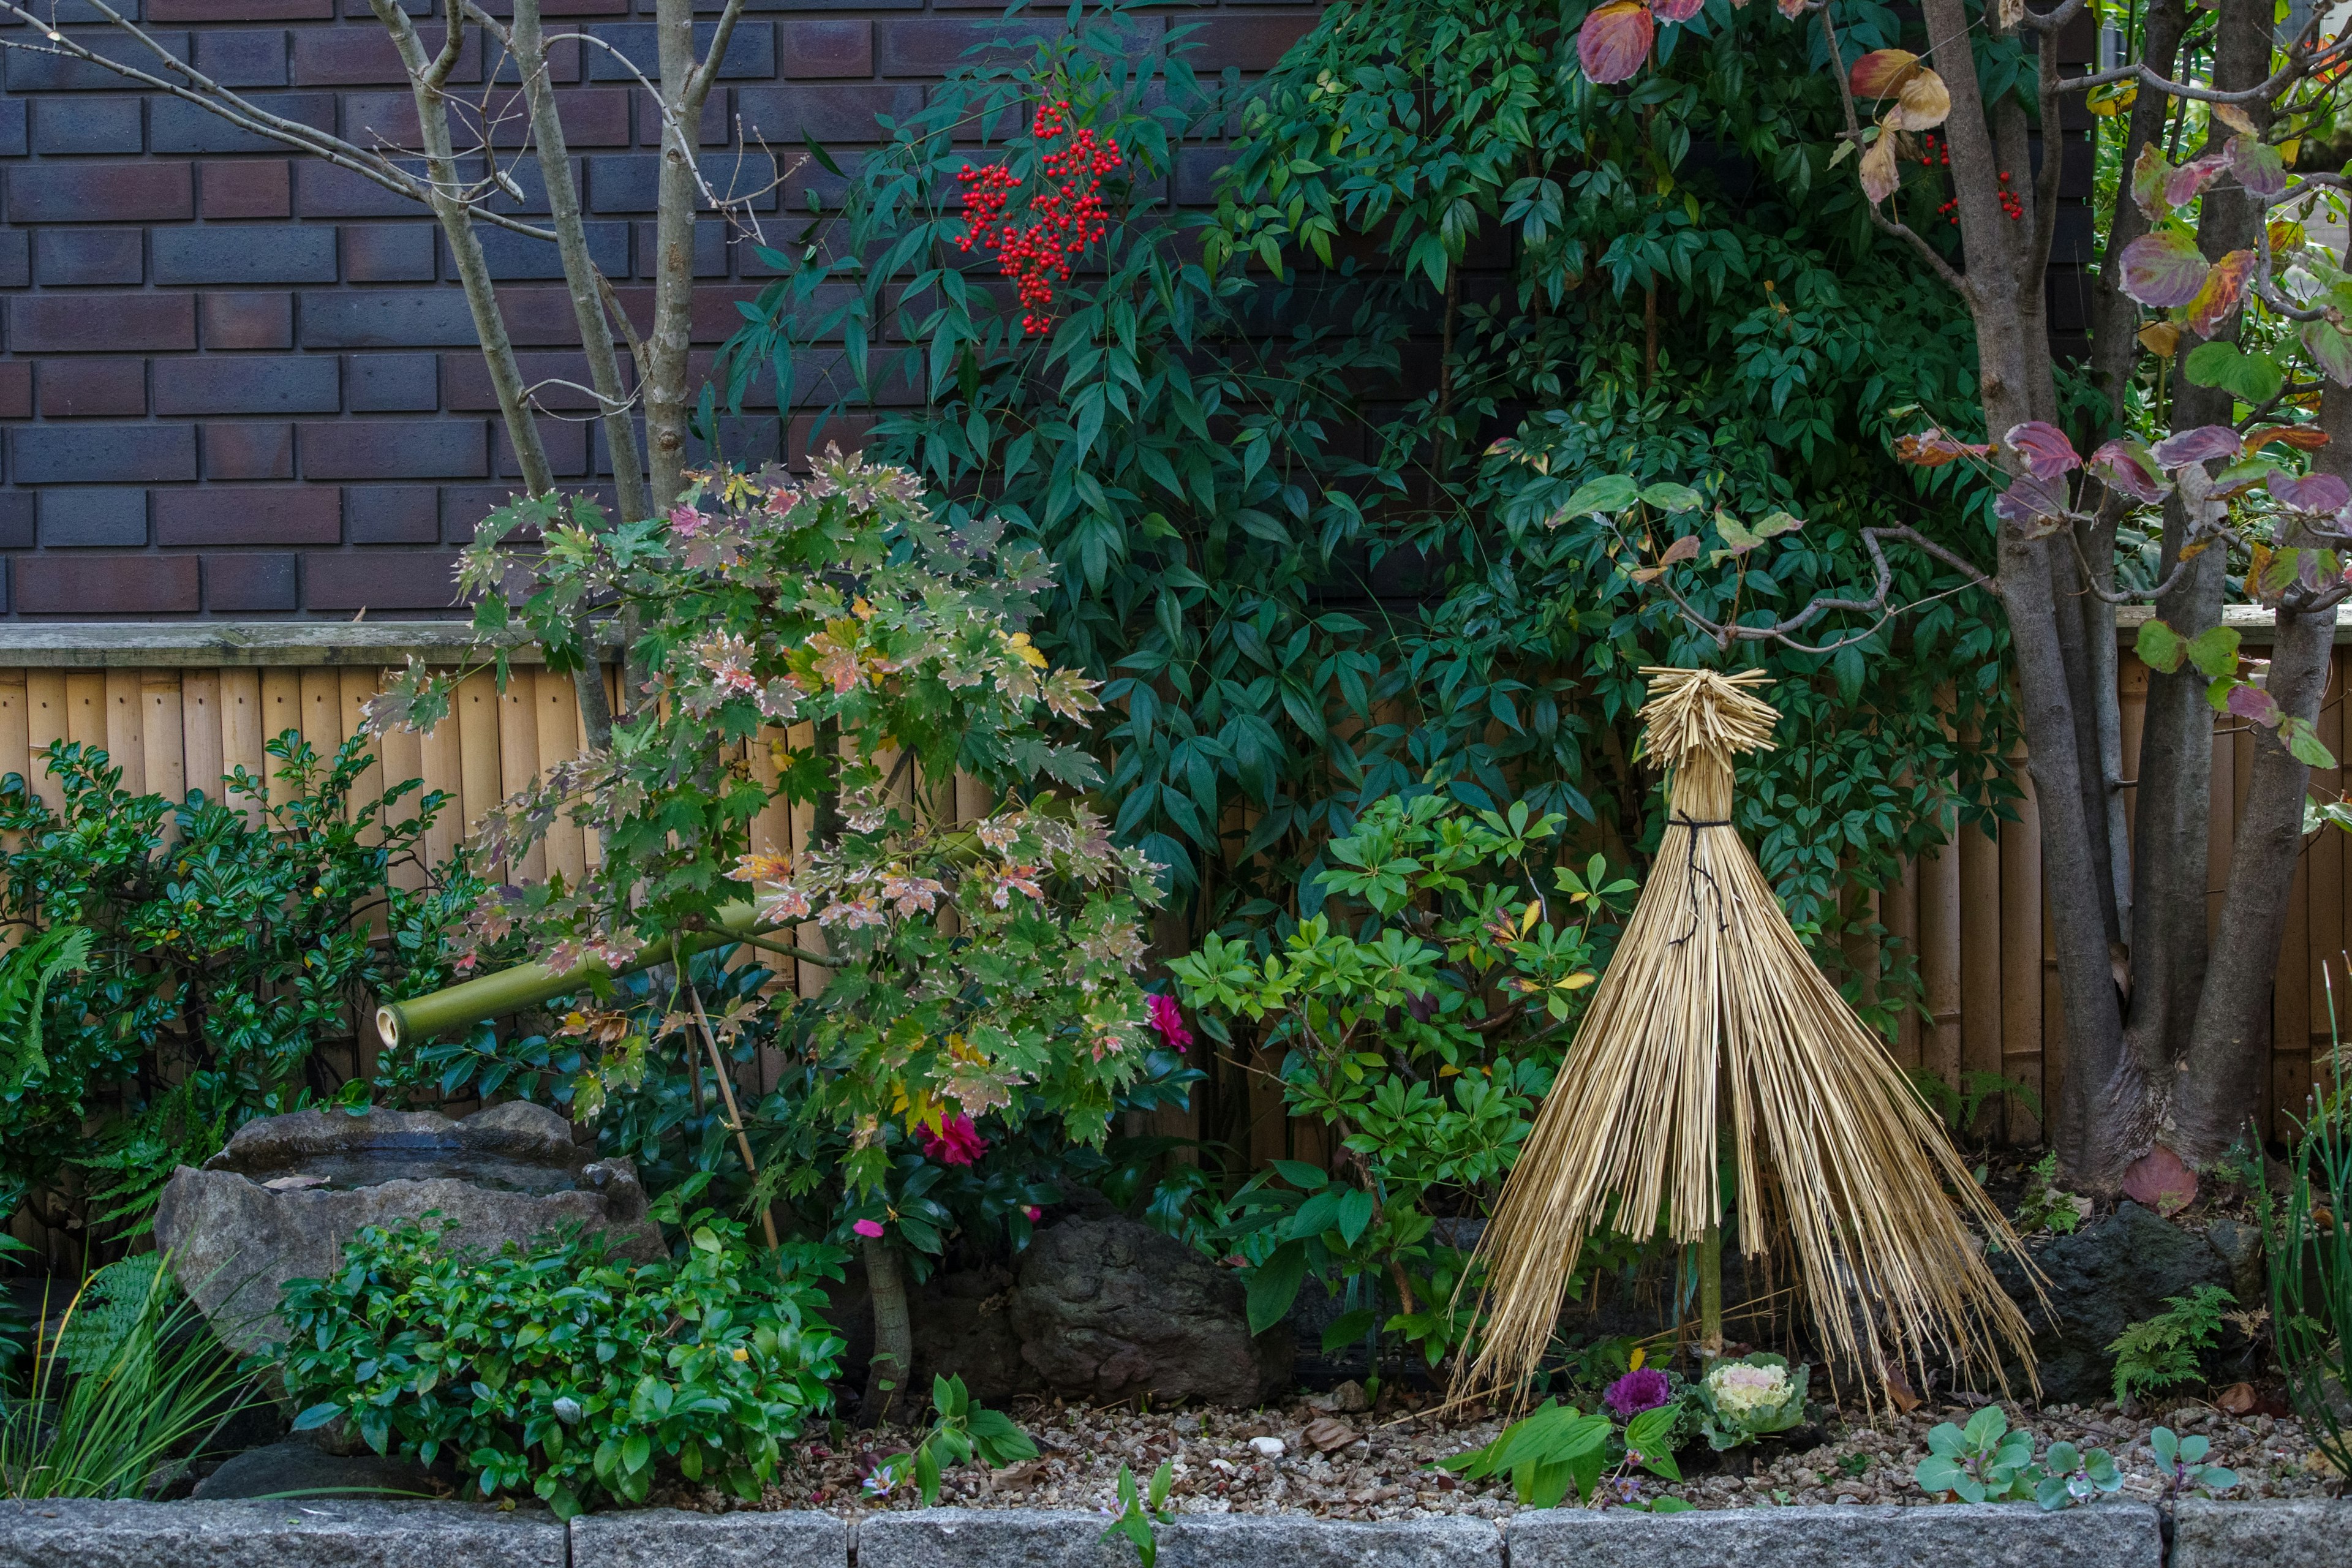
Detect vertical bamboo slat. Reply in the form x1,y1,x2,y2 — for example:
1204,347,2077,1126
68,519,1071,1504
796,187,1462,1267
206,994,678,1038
1958,820,2003,1135
533,670,586,888
221,669,265,820
497,676,545,886
417,702,464,872
1918,832,1962,1088
26,671,67,815
260,669,301,766
142,671,186,806
101,671,143,792
456,673,502,872
339,669,385,829
63,671,104,754
0,673,26,832
2309,661,2345,1046
1999,762,2044,1143
181,670,223,804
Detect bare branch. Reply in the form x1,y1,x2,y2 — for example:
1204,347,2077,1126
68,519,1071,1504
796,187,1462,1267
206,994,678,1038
2018,0,2089,31
1817,3,1972,301
1637,524,1999,655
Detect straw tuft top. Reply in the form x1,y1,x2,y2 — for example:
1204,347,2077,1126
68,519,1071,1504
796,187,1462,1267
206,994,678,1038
1635,666,1779,773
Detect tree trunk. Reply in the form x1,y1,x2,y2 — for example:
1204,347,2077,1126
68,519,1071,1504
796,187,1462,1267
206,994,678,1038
646,0,707,509
859,1235,915,1428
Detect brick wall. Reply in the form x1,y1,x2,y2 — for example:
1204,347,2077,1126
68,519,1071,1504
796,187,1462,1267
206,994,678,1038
0,0,1322,617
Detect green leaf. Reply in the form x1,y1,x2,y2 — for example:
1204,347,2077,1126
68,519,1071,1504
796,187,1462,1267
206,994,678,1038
2282,716,2337,769
1638,481,1703,513
2135,618,2188,674
1245,1242,1309,1335
1335,1186,1376,1245
1321,1308,1381,1354
1270,1159,1329,1191
2185,625,2241,679
1560,475,1641,517
622,1431,652,1474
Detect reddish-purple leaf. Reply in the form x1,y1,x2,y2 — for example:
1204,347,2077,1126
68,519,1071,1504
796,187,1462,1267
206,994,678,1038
2266,470,2351,514
2005,421,2081,481
2089,439,2169,503
2187,249,2255,339
1654,0,1705,21
2165,152,2230,208
1994,473,2071,535
2226,682,2282,726
1577,2,1656,85
1849,48,1922,97
2118,230,2211,308
1895,428,1994,467
2227,135,2288,199
2304,320,2352,387
2130,142,2173,222
2149,425,2244,469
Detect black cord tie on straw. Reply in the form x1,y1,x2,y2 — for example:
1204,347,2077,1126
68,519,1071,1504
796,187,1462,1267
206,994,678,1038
1667,813,1733,948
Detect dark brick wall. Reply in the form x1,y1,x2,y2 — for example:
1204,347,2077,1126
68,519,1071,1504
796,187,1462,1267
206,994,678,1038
0,0,1322,617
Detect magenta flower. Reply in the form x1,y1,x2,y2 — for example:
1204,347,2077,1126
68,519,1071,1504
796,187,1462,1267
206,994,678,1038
918,1113,988,1167
851,1218,886,1238
1023,1205,1042,1221
1604,1367,1673,1420
1147,993,1194,1053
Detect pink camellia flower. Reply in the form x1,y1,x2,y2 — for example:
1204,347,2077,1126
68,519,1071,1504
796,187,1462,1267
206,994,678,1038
1023,1205,1042,1221
1147,993,1194,1053
851,1218,886,1238
918,1113,988,1167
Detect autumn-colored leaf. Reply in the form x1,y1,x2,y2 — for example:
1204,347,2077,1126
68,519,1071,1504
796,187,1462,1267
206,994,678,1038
1993,473,2071,535
1860,133,1899,205
2150,424,2244,468
2226,135,2288,199
2137,321,2181,358
2165,152,2230,209
2214,102,2257,135
1577,1,1656,85
1885,69,1951,132
2248,424,2331,453
2187,249,2255,339
1894,428,1993,467
1657,533,1700,566
2005,421,2082,480
2269,219,2308,255
2117,230,2211,307
2304,320,2352,386
1775,0,1807,16
2130,143,2173,222
2266,469,2351,514
2226,681,2282,726
2089,438,2169,503
1654,0,1705,21
1848,47,1922,97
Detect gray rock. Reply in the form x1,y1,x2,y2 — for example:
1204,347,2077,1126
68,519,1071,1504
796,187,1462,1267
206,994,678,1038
570,1509,845,1567
2203,1215,2265,1307
191,1440,445,1501
2173,1498,2352,1567
1010,1208,1292,1407
0,1499,565,1568
155,1102,663,1359
1505,1501,2162,1568
1983,1201,2236,1404
855,1509,1499,1568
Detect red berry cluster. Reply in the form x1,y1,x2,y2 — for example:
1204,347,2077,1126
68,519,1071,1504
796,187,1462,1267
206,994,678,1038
1997,170,2023,221
956,100,1125,334
1914,132,1949,169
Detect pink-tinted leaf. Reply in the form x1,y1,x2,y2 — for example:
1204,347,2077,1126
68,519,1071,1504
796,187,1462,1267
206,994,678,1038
2149,425,2244,469
2249,424,2332,454
2266,470,2351,514
1994,473,2071,535
1654,0,1705,21
2118,230,2211,308
1657,533,1700,565
2226,681,2282,726
1884,69,1952,132
2187,249,2255,339
2304,320,2352,387
2089,438,2169,503
2130,142,2173,223
1860,134,1899,205
1776,0,1807,16
2005,421,2082,481
1895,428,1994,467
1577,2,1655,85
2165,152,2229,209
2227,135,2288,199
1849,47,1921,97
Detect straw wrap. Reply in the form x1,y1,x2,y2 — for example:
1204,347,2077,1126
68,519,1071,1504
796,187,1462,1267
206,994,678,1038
1458,667,2038,1402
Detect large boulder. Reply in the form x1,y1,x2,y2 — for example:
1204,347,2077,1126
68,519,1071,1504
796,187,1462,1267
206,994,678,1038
155,1101,663,1359
1008,1199,1292,1406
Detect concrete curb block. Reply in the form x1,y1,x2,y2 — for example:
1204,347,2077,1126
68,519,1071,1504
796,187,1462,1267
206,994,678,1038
569,1509,845,1567
1504,1501,2165,1567
2173,1498,2352,1567
0,1499,567,1568
856,1507,1505,1568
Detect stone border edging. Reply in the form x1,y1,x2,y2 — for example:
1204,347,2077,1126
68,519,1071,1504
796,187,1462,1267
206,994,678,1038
6,1495,2350,1567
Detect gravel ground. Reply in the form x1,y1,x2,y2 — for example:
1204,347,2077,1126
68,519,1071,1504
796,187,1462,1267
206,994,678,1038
662,1387,2342,1519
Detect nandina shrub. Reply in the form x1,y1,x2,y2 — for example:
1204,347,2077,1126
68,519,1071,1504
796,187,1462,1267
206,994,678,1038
956,97,1125,333
276,1213,843,1517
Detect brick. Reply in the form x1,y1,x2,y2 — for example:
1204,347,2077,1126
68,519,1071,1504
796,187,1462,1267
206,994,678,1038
19,0,145,18
293,26,477,85
0,494,32,551
151,92,333,153
38,489,149,547
445,351,625,412
12,294,192,353
496,417,588,478
298,290,477,348
15,554,200,615
38,360,146,418
874,17,1132,76
339,224,436,282
32,229,144,287
344,486,438,543
587,154,777,214
302,419,487,480
31,97,141,154
586,22,772,81
1187,16,1312,72
0,364,29,421
685,415,778,471
191,26,290,85
292,159,432,219
304,549,462,611
437,486,522,544
155,224,330,284
205,421,295,479
203,552,300,611
154,0,324,20
780,18,870,78
7,161,192,224
12,424,194,484
0,232,22,290
201,292,293,349
445,221,628,281
200,159,292,218
5,31,189,92
155,355,339,415
0,99,24,157
541,0,628,15
344,354,438,412
156,486,339,545
736,85,921,145
342,87,630,149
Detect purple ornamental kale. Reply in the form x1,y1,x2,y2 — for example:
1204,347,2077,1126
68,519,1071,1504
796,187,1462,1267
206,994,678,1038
1603,1367,1673,1420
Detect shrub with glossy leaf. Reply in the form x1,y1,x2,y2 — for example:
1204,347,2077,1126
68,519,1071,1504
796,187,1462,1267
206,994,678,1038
275,1214,843,1517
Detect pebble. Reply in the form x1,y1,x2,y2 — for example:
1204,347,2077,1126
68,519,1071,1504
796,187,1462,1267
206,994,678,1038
1250,1436,1286,1458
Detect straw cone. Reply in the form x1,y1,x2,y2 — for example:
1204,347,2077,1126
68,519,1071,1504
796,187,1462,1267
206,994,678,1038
1458,667,2037,1402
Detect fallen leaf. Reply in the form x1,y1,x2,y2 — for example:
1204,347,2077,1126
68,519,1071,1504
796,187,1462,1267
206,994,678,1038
1884,1367,1922,1412
2121,1144,2198,1215
2215,1382,2258,1415
1303,1417,1358,1454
